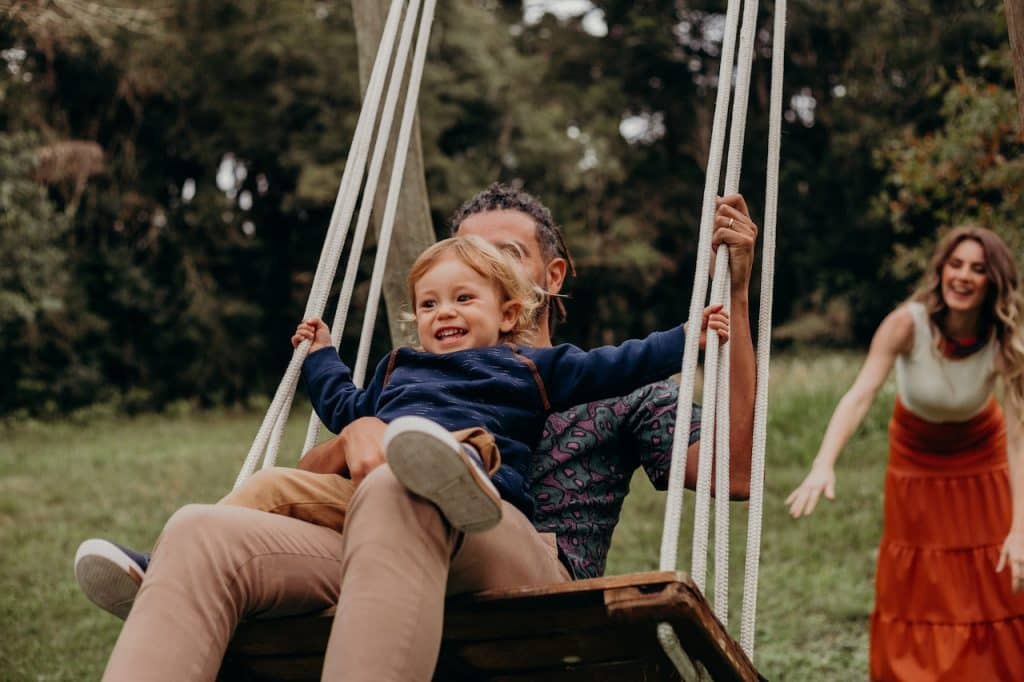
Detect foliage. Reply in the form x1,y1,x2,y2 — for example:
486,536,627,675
874,51,1024,282
0,1,1019,414
0,132,76,413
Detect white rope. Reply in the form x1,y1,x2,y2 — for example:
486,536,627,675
713,273,732,622
232,0,405,486
351,0,437,387
656,623,701,679
689,261,727,593
695,0,760,621
659,0,775,670
741,0,786,658
658,0,743,577
297,0,431,455
656,0,742,668
258,0,413,472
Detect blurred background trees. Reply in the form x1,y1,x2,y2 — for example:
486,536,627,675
0,0,1020,416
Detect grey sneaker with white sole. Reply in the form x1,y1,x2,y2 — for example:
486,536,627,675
384,416,503,533
74,538,151,619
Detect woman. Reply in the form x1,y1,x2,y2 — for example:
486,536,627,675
786,226,1024,680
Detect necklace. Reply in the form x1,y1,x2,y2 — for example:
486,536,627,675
938,330,988,359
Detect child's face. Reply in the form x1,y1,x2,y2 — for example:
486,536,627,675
413,253,519,354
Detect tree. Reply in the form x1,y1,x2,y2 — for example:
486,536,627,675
0,133,71,412
874,50,1023,283
1006,0,1024,130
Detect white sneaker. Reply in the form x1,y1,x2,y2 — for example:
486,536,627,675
384,416,503,533
74,539,149,619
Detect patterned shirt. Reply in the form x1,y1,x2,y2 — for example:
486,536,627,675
529,379,701,579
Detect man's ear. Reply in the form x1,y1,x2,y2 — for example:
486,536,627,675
500,299,523,333
545,258,568,295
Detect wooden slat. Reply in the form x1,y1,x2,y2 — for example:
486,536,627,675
221,571,762,681
487,659,683,682
218,654,324,681
229,613,332,657
457,571,689,602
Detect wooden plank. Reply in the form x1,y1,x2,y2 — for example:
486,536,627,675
440,574,758,682
455,625,666,669
218,654,324,681
487,659,680,682
450,571,688,603
229,613,332,657
444,602,610,640
222,572,762,682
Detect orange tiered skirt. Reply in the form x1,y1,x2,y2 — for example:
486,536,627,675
870,398,1024,681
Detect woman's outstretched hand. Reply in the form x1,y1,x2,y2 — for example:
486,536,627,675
997,529,1024,592
785,463,836,518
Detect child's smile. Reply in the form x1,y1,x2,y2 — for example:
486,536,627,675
414,254,519,354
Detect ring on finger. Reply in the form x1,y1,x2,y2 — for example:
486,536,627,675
728,217,735,229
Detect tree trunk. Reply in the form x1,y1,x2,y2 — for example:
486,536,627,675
1008,0,1024,133
351,0,436,347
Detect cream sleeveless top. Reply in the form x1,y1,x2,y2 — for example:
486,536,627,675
894,302,997,423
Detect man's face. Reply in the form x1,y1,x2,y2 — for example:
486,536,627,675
456,210,549,289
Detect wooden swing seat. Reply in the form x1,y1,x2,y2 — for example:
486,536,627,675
219,570,762,681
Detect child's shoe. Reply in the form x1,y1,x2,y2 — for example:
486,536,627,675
384,416,503,533
74,539,150,619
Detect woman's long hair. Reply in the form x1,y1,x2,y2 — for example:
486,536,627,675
911,225,1024,415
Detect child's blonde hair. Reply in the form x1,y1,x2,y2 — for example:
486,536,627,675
407,235,543,345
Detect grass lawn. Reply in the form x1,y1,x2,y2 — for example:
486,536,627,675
0,350,893,680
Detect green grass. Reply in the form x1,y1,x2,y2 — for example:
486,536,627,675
1,350,892,680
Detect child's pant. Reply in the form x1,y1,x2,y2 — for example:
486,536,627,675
218,426,500,531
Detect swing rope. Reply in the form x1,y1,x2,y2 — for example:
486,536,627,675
741,0,786,656
700,0,762,624
233,0,435,484
658,0,785,667
295,0,437,458
656,0,744,664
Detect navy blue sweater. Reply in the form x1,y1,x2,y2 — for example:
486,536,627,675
302,326,685,517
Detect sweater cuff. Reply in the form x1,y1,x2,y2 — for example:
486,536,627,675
302,346,344,382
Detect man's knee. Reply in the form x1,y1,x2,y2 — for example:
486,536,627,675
349,465,443,530
349,465,413,517
161,503,220,538
156,503,248,560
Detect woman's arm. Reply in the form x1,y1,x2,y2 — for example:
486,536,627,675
786,306,914,518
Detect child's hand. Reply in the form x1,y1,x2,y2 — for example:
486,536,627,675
292,318,332,353
699,304,729,349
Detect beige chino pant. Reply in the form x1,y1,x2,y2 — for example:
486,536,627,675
216,426,501,532
102,464,569,682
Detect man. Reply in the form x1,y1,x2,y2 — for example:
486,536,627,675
87,184,757,680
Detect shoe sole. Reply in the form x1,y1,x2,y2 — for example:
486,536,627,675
385,417,503,533
74,539,144,620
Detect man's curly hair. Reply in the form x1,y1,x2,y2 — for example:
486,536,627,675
450,183,576,333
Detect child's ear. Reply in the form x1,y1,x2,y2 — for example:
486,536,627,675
500,299,522,333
